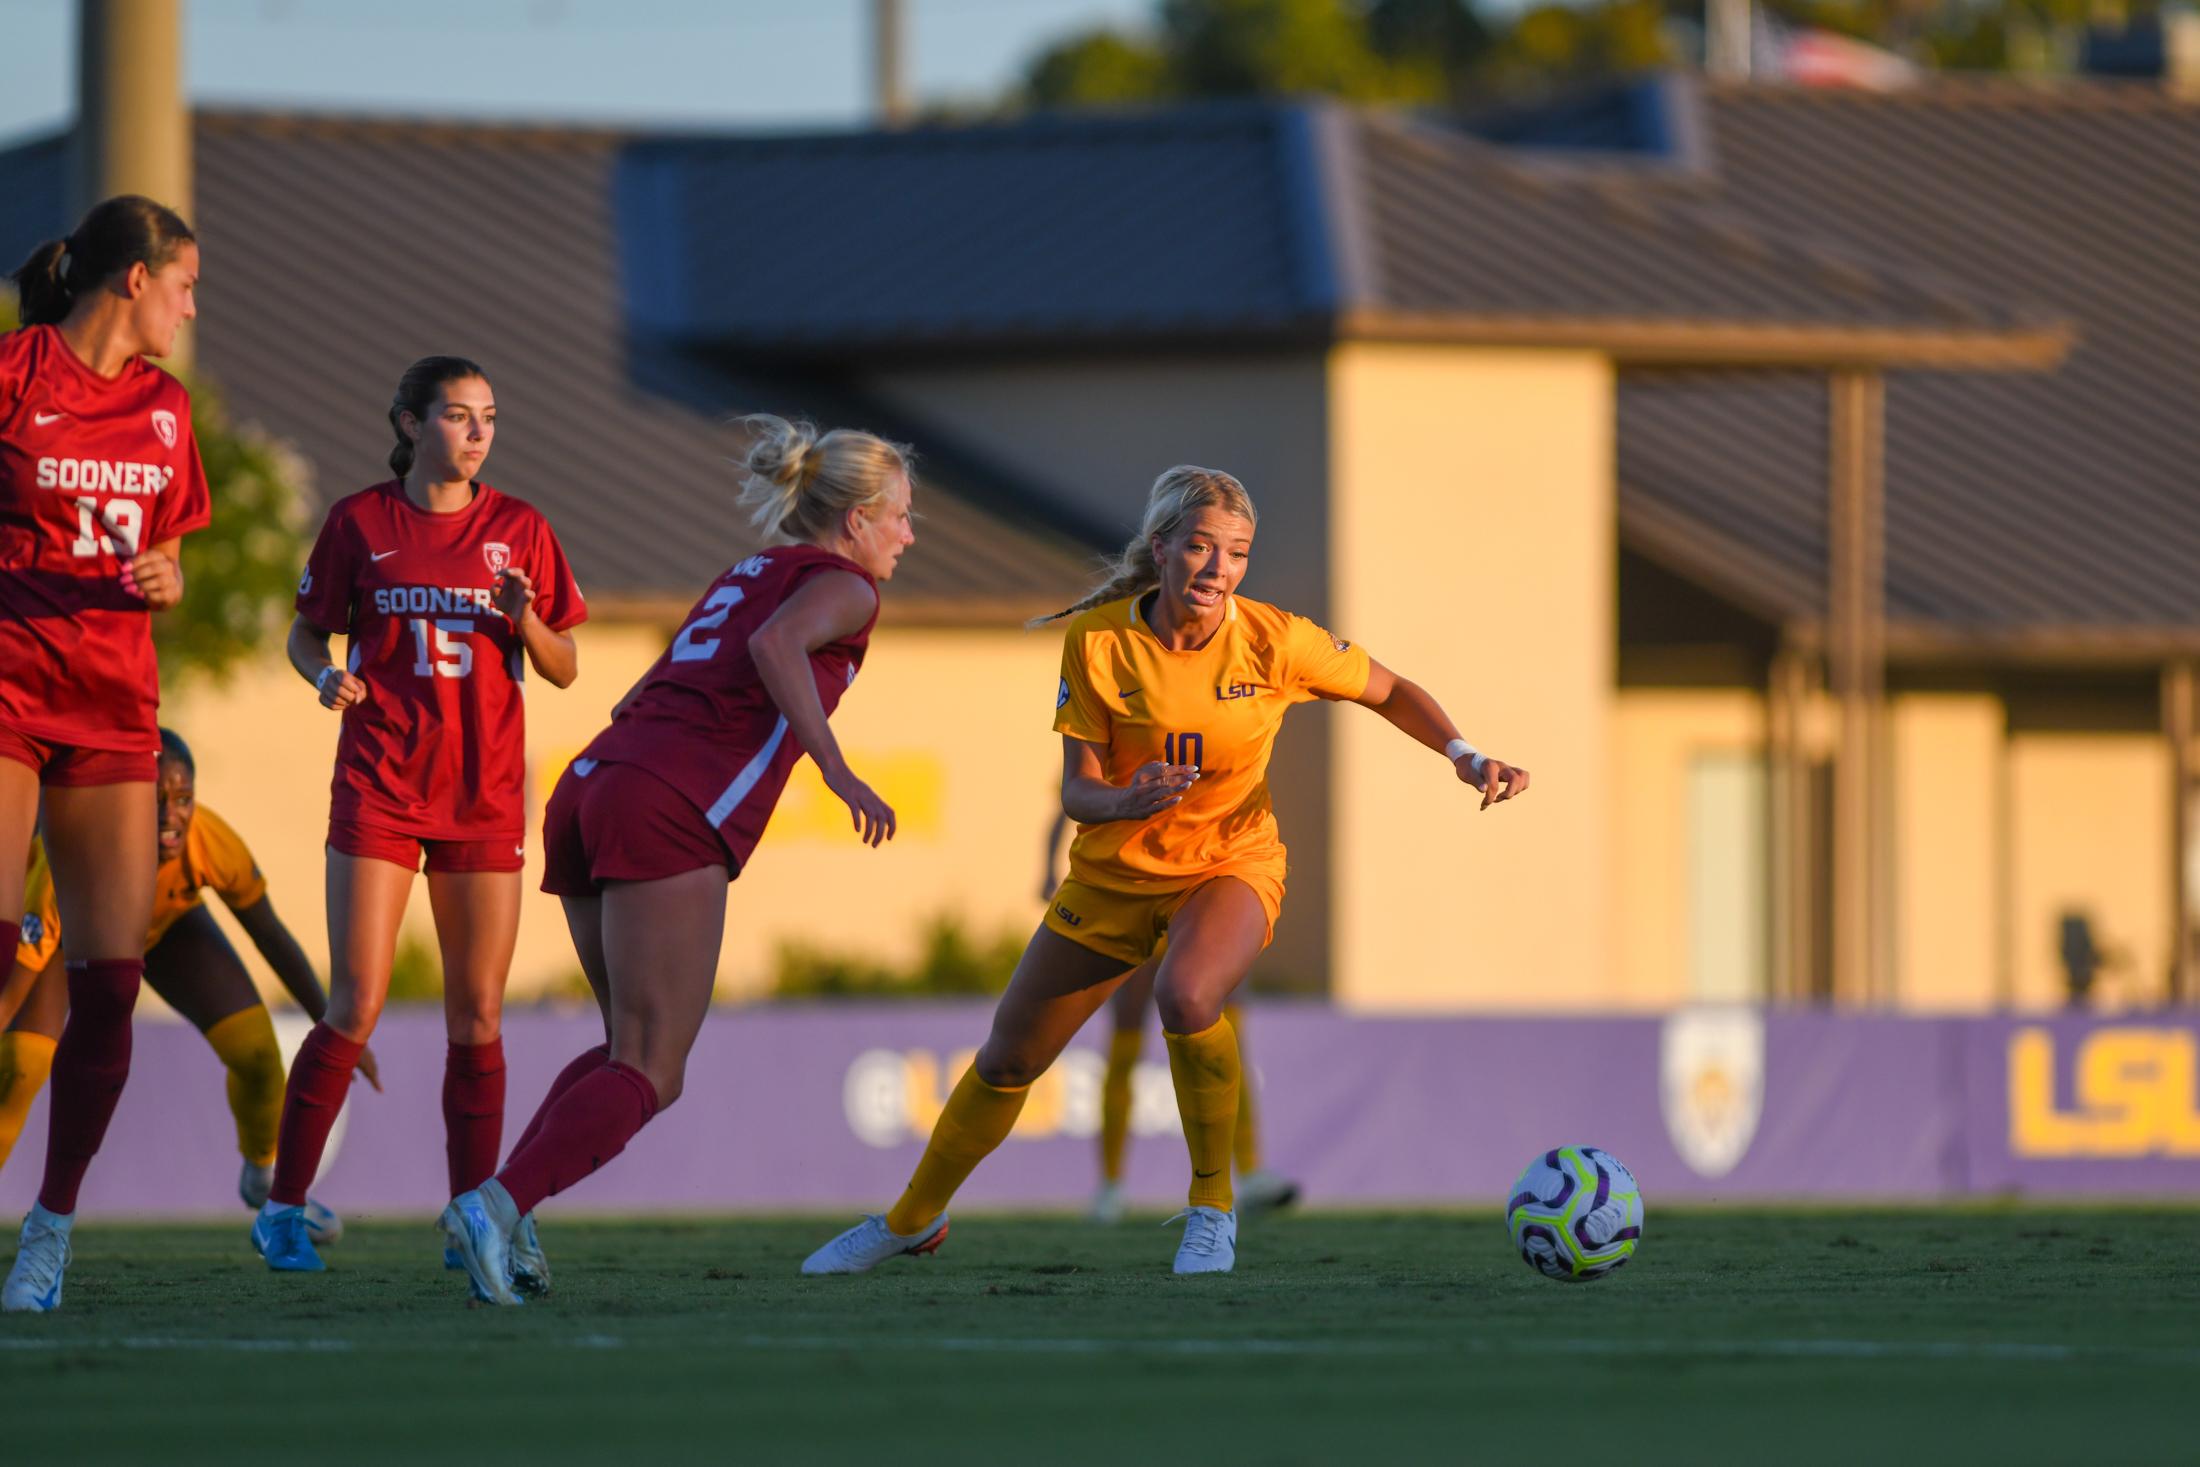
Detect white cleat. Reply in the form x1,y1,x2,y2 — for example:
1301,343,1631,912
1167,1206,1237,1275
1089,1180,1127,1225
3,1205,73,1313
439,1181,523,1306
1236,1168,1300,1216
801,1213,949,1275
238,1160,274,1211
303,1197,343,1247
509,1212,550,1298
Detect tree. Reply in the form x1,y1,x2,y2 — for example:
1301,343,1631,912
0,293,308,686
1022,0,1443,105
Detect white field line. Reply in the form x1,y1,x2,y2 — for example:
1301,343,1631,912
0,1334,2194,1364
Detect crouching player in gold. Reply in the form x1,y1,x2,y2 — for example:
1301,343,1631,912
0,730,377,1237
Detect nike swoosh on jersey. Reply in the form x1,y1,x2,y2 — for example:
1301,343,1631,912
370,550,398,561
32,411,63,425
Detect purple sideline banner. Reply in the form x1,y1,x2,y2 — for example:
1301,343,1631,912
2,1005,2196,1219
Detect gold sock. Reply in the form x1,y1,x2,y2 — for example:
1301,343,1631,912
1164,1015,1241,1211
1224,1003,1262,1174
0,1031,57,1172
884,1065,1028,1236
1100,1028,1142,1183
204,1006,285,1167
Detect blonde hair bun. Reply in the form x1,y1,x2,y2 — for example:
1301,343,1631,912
734,414,914,548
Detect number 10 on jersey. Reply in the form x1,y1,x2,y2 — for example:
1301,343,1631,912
1164,732,1203,768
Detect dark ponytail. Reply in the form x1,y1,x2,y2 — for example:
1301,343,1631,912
387,355,488,478
157,727,195,776
10,195,195,328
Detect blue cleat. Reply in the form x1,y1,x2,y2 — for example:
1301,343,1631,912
252,1204,326,1272
443,1247,465,1271
439,1183,522,1306
509,1212,551,1298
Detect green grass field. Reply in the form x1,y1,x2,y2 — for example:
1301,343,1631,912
3,1207,2196,1464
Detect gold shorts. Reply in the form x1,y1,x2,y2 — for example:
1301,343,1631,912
1042,869,1285,967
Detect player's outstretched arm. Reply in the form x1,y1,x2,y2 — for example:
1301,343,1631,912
1059,737,1198,824
1353,658,1529,811
492,568,578,688
749,571,897,847
232,895,381,1091
286,614,368,711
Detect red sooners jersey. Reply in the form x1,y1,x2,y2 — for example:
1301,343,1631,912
296,480,584,839
0,325,211,751
580,544,875,868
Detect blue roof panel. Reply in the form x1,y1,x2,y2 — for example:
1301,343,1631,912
616,109,1323,352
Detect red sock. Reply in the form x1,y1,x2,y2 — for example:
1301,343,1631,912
495,1061,658,1216
37,959,144,1215
442,1038,507,1196
508,1044,610,1161
270,1024,365,1207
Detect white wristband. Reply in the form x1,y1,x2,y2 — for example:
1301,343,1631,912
1445,738,1487,775
316,665,341,697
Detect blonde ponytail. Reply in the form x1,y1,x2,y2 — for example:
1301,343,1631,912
735,414,913,547
1032,465,1258,627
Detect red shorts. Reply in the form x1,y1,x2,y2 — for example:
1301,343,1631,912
541,757,733,897
327,818,525,874
0,723,158,786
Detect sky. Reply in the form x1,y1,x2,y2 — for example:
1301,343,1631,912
0,0,1160,144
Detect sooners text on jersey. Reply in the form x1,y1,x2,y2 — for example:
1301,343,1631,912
296,480,584,839
0,324,212,750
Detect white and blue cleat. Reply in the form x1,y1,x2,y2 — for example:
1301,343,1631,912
509,1211,551,1298
252,1204,325,1271
1167,1205,1237,1275
2,1205,73,1313
439,1181,523,1306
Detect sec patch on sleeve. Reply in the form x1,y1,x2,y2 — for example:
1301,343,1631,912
1058,677,1070,710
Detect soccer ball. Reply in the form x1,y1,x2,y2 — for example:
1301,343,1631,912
1505,1146,1643,1281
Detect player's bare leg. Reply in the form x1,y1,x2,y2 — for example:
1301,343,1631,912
426,869,518,1201
7,780,158,1311
1150,877,1267,1274
448,866,726,1305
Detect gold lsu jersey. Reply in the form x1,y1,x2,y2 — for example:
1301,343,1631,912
14,807,270,971
1053,592,1369,893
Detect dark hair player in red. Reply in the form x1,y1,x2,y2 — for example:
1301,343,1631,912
256,356,584,1277
1,195,212,1315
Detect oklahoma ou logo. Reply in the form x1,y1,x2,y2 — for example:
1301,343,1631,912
482,541,512,577
150,408,177,449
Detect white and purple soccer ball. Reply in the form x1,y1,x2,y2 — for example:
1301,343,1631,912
1505,1145,1643,1281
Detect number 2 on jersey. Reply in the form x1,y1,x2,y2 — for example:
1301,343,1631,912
670,585,747,663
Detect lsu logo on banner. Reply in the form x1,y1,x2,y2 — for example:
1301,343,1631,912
2008,1026,2200,1157
841,1047,1177,1149
1659,1007,1764,1178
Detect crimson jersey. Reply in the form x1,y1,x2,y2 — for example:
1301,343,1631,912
296,480,584,839
580,544,875,868
0,325,211,751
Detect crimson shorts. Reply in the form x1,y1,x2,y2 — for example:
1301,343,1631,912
328,818,526,874
0,723,158,787
541,757,733,897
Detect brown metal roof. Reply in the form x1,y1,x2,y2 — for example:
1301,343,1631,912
1342,114,2070,368
188,114,1095,623
1599,81,2200,652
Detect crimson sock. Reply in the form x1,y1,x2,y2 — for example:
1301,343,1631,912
270,1024,365,1207
508,1044,610,1162
495,1061,658,1216
442,1038,507,1196
36,959,144,1215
